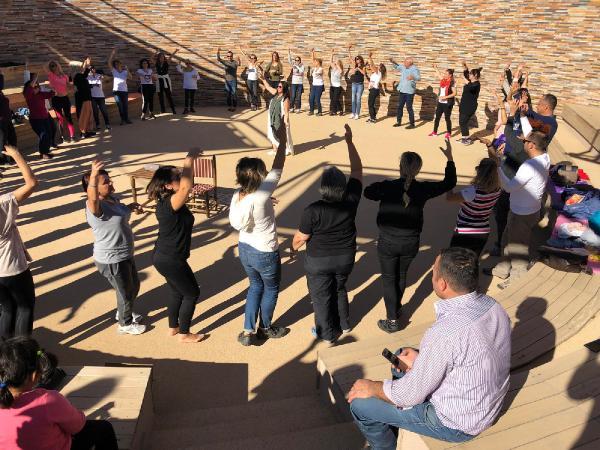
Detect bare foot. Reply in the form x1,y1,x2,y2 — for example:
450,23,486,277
168,327,179,336
178,333,205,343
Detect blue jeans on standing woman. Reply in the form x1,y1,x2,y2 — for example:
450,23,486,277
350,358,474,449
351,82,364,116
238,242,281,332
290,84,303,110
309,84,324,114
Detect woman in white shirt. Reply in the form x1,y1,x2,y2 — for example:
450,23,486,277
329,49,344,116
229,125,290,347
308,49,325,116
287,48,305,113
239,47,261,111
136,58,157,120
87,67,110,131
0,145,38,339
108,48,132,125
366,52,387,123
176,59,199,113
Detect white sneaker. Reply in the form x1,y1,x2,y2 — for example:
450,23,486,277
115,311,143,323
118,323,146,335
267,150,276,155
354,115,360,120
285,150,293,156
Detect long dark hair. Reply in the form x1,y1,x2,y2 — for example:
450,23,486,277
470,67,482,80
235,157,267,194
354,55,365,68
277,81,290,100
0,337,56,409
146,166,180,200
139,58,151,69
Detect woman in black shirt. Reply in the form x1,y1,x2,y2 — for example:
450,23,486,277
458,63,482,145
147,149,205,344
73,57,95,137
347,45,366,120
154,50,178,115
292,125,363,343
364,140,456,333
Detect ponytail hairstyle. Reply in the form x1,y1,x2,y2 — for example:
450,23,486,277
399,152,423,206
0,337,55,409
470,67,482,80
146,166,180,201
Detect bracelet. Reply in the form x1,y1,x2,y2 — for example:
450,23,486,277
88,184,97,188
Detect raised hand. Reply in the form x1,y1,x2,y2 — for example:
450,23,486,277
439,138,453,160
2,145,20,158
344,124,352,142
187,147,204,158
90,159,105,176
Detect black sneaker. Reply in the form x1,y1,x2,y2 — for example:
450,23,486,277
257,326,290,339
237,331,255,347
406,124,416,129
125,120,133,124
393,122,402,127
182,108,189,114
105,125,111,131
190,108,196,113
377,319,402,334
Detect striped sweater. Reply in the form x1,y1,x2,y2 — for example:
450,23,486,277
454,187,501,234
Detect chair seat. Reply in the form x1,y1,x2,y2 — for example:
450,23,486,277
192,183,215,195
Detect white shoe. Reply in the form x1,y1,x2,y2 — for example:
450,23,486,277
285,150,293,156
354,115,360,120
115,311,143,323
118,323,146,335
267,150,276,155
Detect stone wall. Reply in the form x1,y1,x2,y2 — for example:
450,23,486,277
2,0,599,122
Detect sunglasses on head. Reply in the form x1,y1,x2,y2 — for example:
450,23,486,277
295,58,300,61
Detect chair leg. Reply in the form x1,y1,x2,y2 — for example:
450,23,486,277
205,191,210,218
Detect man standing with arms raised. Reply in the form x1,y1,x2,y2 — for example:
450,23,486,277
390,56,421,129
217,48,241,112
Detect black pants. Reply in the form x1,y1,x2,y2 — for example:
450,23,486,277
494,191,511,249
433,101,454,134
184,89,196,109
449,232,489,257
246,80,259,107
158,84,176,113
377,235,419,320
0,268,36,340
91,97,110,127
397,93,415,125
71,419,118,450
330,86,342,114
153,252,199,334
141,84,155,114
29,118,52,155
459,106,476,137
305,252,355,342
51,95,74,127
368,88,380,120
0,119,17,147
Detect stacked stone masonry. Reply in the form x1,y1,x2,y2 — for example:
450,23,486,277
2,0,600,124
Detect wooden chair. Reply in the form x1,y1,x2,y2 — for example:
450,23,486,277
189,155,218,217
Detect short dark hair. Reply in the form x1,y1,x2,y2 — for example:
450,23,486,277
470,67,482,79
438,247,479,293
235,157,267,194
0,337,56,409
146,166,179,200
526,131,549,152
319,166,347,202
139,58,150,68
542,94,557,111
81,169,109,192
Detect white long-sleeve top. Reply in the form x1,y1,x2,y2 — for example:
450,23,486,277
176,65,199,90
498,152,550,215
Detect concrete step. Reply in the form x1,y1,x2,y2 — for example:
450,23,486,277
562,103,600,149
154,394,334,429
549,119,595,163
148,397,339,448
179,422,365,450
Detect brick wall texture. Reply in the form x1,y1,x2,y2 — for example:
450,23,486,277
2,0,600,123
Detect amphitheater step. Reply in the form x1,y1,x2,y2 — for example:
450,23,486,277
562,103,600,150
185,422,365,450
549,119,595,163
154,394,332,429
147,396,340,449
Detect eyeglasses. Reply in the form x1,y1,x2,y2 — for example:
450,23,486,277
295,58,300,62
277,85,283,89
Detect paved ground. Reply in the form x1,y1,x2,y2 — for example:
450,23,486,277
13,106,598,416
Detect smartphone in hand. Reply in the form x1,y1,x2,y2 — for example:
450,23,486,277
382,348,408,372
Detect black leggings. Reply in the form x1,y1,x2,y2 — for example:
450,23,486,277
71,420,118,450
494,191,511,249
29,118,52,155
51,96,74,125
153,253,199,334
141,84,155,114
330,86,342,114
449,232,489,257
91,97,110,127
433,101,454,134
0,268,36,340
377,235,419,320
368,88,380,120
184,89,196,109
459,106,476,137
158,84,176,113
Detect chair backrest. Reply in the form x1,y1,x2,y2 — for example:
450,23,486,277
192,155,217,184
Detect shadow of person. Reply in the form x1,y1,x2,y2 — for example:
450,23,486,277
502,297,556,412
415,85,436,122
385,81,399,118
567,348,600,448
292,132,345,155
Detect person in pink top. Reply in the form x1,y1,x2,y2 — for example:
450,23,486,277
0,337,119,450
22,76,55,159
46,61,75,143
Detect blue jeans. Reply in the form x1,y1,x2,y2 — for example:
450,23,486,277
351,82,364,116
396,92,415,125
238,243,281,332
309,84,324,113
113,91,129,122
225,79,237,107
290,84,303,109
350,356,474,449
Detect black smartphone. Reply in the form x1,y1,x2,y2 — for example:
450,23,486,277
382,348,408,371
584,339,600,353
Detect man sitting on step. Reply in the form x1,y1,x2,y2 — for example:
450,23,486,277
348,247,511,449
